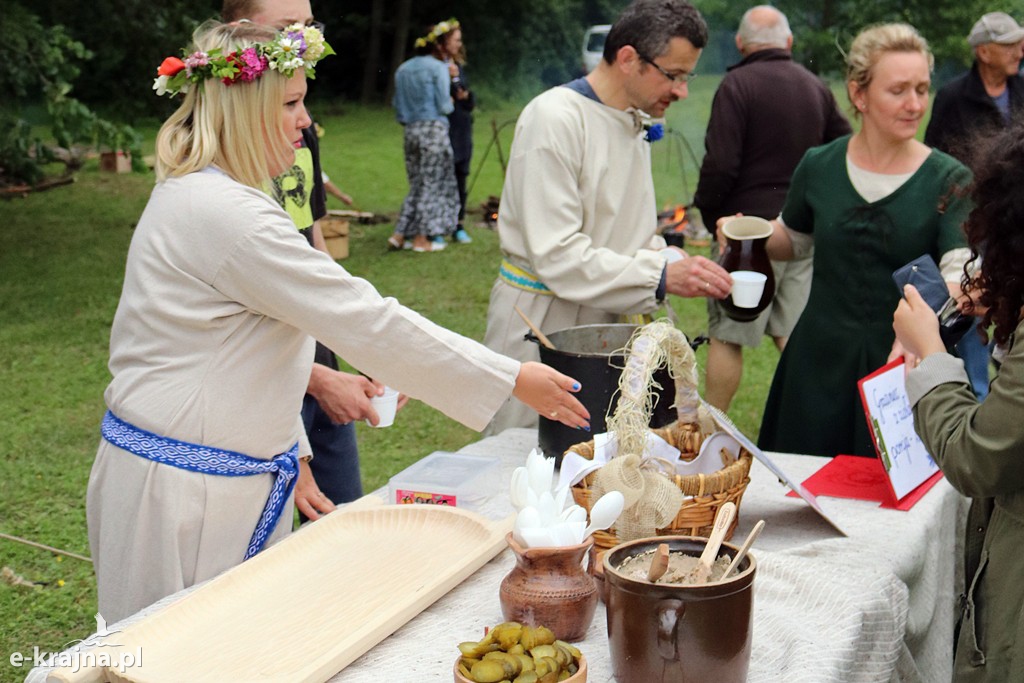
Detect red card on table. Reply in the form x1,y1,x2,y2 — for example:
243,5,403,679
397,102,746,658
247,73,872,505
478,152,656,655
786,455,943,510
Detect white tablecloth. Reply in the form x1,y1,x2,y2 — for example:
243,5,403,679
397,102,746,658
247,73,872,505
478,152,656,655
29,428,967,683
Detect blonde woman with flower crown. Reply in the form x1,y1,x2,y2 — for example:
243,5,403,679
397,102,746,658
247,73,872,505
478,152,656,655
88,20,589,622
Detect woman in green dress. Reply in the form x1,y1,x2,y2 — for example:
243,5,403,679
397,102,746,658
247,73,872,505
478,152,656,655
754,23,972,457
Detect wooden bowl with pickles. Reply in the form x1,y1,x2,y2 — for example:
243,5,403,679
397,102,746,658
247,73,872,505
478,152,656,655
453,621,587,683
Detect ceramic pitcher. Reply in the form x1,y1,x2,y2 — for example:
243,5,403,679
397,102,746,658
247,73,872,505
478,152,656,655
718,216,776,322
499,533,598,641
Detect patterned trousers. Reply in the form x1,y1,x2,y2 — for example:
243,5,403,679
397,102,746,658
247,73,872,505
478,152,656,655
395,120,460,239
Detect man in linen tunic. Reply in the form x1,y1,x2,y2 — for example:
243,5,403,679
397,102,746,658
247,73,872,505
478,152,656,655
88,170,522,622
484,0,730,434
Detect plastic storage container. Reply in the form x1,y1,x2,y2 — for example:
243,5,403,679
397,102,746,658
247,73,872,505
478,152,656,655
388,452,501,514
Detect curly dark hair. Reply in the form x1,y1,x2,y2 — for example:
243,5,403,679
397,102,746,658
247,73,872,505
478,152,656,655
961,120,1024,346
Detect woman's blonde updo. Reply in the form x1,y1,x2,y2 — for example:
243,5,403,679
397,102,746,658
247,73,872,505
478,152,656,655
155,20,292,189
845,23,933,113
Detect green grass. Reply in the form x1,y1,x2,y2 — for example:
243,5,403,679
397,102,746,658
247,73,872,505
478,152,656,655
0,75,797,681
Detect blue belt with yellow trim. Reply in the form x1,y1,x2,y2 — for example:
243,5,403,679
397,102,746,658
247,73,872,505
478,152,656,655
498,259,552,295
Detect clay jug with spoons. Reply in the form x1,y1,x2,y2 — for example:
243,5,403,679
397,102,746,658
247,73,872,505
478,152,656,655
718,216,775,321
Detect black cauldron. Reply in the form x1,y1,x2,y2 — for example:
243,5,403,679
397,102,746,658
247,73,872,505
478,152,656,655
531,323,704,465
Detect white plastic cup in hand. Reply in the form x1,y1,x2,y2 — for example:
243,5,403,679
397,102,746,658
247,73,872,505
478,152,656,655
660,247,684,263
367,387,399,428
730,271,767,308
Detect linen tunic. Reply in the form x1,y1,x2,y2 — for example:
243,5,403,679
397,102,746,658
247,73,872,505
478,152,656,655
906,319,1024,681
483,86,666,433
88,168,519,621
758,137,970,457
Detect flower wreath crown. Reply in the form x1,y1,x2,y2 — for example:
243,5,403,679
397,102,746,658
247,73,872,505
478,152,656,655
153,23,335,97
414,18,460,49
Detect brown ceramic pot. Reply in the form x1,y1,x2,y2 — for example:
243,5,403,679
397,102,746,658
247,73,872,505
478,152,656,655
718,216,776,322
603,535,756,683
499,533,598,641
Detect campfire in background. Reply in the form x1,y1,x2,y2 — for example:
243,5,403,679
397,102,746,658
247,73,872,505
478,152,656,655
658,204,689,248
480,195,500,228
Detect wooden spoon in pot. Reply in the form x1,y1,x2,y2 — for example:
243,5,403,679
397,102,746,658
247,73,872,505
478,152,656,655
647,543,670,583
692,502,737,584
723,519,765,579
514,305,556,350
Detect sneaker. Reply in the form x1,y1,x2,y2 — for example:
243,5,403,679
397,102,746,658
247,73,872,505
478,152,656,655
430,236,447,251
453,228,472,244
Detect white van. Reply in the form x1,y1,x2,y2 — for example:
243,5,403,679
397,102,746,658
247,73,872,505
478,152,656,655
582,24,611,73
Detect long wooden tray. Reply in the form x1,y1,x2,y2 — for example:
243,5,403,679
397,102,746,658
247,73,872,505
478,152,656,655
50,498,513,682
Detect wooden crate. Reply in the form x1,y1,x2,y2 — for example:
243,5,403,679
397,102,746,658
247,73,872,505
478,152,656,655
99,151,132,173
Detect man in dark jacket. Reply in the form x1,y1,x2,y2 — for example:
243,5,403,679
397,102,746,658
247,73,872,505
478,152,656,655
925,11,1024,400
694,5,850,411
925,12,1024,160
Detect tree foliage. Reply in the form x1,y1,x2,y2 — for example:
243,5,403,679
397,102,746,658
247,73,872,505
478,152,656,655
0,2,146,189
4,0,1022,190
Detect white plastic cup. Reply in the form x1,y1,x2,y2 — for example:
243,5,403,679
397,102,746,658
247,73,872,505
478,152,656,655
367,387,399,428
730,271,768,308
660,247,685,264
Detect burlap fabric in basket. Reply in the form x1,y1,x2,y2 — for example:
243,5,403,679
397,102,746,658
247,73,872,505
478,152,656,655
567,320,752,549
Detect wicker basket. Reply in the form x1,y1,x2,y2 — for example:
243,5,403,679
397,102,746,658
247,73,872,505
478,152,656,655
566,322,753,550
569,421,752,549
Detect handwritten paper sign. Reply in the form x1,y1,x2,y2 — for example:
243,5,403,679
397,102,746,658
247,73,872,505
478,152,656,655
858,358,939,500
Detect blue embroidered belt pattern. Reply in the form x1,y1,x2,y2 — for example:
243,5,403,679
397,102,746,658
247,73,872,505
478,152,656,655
101,410,299,561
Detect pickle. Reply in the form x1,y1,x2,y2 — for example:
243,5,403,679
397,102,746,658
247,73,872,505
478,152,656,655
492,621,524,650
470,658,509,683
520,625,556,651
483,651,521,678
554,641,581,660
457,622,579,682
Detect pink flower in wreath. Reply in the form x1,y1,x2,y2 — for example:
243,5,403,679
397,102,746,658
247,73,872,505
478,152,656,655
235,47,269,82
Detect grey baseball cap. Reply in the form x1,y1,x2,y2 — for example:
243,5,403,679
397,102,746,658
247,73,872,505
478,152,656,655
968,12,1024,47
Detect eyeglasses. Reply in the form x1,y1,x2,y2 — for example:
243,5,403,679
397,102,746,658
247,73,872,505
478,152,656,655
637,53,696,84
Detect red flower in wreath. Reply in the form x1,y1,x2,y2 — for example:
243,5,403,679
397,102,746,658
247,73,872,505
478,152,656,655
157,56,187,77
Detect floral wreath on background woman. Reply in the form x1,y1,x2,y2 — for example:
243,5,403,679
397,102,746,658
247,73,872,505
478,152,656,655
153,23,334,97
414,18,460,49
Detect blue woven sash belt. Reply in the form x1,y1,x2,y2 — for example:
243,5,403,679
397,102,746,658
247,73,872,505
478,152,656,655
101,410,299,561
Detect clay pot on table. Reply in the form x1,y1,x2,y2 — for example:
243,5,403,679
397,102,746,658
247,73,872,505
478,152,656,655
499,533,598,642
603,535,756,683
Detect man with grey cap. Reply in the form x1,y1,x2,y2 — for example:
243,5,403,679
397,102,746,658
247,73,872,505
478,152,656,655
925,11,1024,158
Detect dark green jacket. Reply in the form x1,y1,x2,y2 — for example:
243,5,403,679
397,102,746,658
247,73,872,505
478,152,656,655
907,319,1024,681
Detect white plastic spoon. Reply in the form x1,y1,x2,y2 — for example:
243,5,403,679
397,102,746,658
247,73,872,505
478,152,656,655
553,484,570,515
526,449,553,499
519,527,556,548
582,490,626,539
510,467,529,510
560,505,587,525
